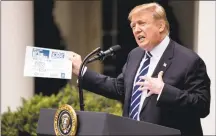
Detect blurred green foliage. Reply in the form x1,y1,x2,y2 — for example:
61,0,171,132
1,84,122,136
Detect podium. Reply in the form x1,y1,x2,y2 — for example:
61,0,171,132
37,108,181,136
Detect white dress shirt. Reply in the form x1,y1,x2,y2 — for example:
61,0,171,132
133,36,170,120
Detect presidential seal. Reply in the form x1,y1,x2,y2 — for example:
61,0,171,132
54,104,77,136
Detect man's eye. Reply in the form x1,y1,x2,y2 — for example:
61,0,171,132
140,22,146,26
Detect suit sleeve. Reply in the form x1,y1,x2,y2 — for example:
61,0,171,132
157,57,211,118
81,63,127,101
81,69,125,101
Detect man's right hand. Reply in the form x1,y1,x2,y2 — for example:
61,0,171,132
71,52,82,76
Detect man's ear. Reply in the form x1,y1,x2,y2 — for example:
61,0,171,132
158,20,166,33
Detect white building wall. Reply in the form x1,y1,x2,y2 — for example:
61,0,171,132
196,1,216,135
1,1,34,113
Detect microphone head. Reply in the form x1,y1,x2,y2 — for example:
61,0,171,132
111,45,121,52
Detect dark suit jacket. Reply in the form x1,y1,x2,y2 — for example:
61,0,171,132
82,40,211,136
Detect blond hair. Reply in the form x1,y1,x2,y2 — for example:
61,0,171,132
128,2,170,34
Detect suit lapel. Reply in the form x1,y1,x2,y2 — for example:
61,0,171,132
127,49,145,92
151,40,174,77
140,40,175,112
124,48,145,116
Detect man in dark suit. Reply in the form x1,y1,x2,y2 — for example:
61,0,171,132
71,2,210,136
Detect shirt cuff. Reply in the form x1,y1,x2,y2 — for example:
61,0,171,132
157,83,165,101
76,66,87,84
82,66,87,76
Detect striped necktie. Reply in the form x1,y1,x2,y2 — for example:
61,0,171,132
129,51,152,120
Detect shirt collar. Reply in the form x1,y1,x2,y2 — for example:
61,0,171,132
149,35,170,58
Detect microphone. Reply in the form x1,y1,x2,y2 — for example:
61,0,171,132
87,45,121,63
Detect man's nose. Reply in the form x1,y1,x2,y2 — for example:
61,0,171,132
134,25,141,34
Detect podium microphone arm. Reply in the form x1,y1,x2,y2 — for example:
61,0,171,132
78,45,121,111
87,45,121,64
78,47,101,111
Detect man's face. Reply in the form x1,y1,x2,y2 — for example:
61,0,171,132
130,11,163,51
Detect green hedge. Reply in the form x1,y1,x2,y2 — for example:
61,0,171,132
1,84,122,136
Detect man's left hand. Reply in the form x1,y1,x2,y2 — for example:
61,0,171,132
136,71,164,97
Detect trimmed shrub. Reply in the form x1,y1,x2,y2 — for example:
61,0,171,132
1,84,122,136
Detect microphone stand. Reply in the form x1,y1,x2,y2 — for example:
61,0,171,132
78,47,101,111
